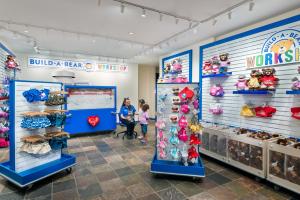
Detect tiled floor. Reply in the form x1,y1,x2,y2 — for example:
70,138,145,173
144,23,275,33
0,123,299,200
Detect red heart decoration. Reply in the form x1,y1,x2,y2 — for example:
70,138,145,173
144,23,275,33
87,116,100,127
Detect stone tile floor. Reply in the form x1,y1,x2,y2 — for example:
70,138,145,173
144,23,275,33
0,123,299,200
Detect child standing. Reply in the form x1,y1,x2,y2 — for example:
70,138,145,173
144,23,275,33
138,99,145,140
139,104,150,144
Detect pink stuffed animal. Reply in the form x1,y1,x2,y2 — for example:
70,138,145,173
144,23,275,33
180,104,190,114
0,112,8,118
178,128,188,142
193,99,199,109
210,84,224,97
203,60,212,75
178,115,188,128
176,75,188,83
211,56,220,74
172,59,182,73
235,75,248,90
0,127,9,134
0,138,9,148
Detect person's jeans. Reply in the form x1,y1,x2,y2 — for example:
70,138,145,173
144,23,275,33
121,119,135,136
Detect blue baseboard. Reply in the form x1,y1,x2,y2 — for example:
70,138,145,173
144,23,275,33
0,154,76,187
150,154,205,177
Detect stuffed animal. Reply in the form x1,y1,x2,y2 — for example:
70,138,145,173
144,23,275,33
247,70,261,90
164,63,171,74
270,151,285,178
249,146,263,170
235,75,248,90
291,66,300,90
175,75,188,83
238,142,250,165
172,59,182,73
286,155,300,185
228,140,239,161
180,145,189,166
211,56,220,74
219,53,230,74
260,68,279,90
188,146,199,164
203,60,212,75
5,55,19,70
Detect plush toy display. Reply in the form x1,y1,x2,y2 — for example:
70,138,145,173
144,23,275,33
203,59,212,75
291,67,300,90
5,55,19,70
209,84,224,97
235,75,248,90
238,142,250,165
260,68,279,90
178,87,194,102
286,155,300,185
269,151,285,178
219,53,230,74
249,146,263,170
247,70,261,89
211,56,220,74
228,139,239,161
172,59,183,73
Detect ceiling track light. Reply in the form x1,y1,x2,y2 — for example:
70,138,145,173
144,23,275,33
159,13,163,22
141,9,146,18
212,18,217,26
249,1,255,11
228,11,232,20
120,3,125,13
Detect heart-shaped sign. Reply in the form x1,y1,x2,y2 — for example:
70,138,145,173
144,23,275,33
87,115,100,127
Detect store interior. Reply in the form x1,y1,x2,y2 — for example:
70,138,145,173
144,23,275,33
0,0,300,199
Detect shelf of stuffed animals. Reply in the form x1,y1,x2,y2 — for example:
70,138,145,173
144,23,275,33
232,90,274,95
286,90,300,95
202,72,232,79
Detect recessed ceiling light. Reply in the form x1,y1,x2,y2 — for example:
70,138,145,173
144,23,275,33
129,32,134,35
24,30,29,33
141,9,146,18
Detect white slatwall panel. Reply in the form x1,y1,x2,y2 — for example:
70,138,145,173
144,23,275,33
201,21,300,137
156,83,199,162
163,54,190,81
14,81,62,173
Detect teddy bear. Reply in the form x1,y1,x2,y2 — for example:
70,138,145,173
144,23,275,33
5,55,19,70
203,59,212,75
235,75,248,90
291,66,300,90
260,68,279,90
219,53,230,74
238,142,250,165
249,146,263,170
247,70,261,90
228,139,239,161
271,38,294,55
211,56,220,74
270,151,285,178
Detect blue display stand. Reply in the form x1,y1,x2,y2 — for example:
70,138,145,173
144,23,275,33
0,80,76,188
233,90,273,94
151,83,205,178
202,72,232,78
286,90,300,94
64,85,117,135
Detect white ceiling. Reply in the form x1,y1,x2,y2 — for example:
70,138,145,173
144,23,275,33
0,0,299,64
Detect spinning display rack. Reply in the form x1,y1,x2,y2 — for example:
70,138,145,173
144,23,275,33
0,80,76,188
151,83,205,178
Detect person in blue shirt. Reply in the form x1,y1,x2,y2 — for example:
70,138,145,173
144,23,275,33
120,97,136,139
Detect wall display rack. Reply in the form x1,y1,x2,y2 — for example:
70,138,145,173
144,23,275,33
64,85,117,135
151,83,205,178
0,80,76,188
198,14,300,193
202,72,232,78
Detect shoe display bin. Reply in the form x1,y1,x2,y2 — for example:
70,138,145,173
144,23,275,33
267,141,300,193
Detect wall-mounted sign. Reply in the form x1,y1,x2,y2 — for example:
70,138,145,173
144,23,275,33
28,57,128,72
246,29,300,68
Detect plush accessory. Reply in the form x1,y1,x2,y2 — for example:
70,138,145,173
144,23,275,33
23,88,50,103
179,87,194,102
210,84,224,97
169,126,178,135
172,87,180,95
192,99,199,109
254,106,276,117
209,104,223,115
0,111,9,118
291,107,300,120
235,75,248,90
175,75,188,83
180,145,189,166
159,148,167,158
247,70,261,90
172,96,181,105
188,146,199,163
172,59,182,73
0,126,9,134
260,68,279,90
180,104,190,114
21,116,51,129
178,128,188,142
5,55,19,70
178,115,188,128
189,123,202,133
45,94,66,106
240,105,255,117
219,53,230,74
171,106,179,113
169,133,179,145
169,115,178,123
170,147,179,159
203,59,212,75
190,133,201,145
87,115,100,127
155,119,166,130
211,56,220,74
0,138,9,148
291,66,300,90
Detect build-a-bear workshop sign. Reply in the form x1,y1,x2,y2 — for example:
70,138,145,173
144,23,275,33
246,29,300,68
28,57,128,72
